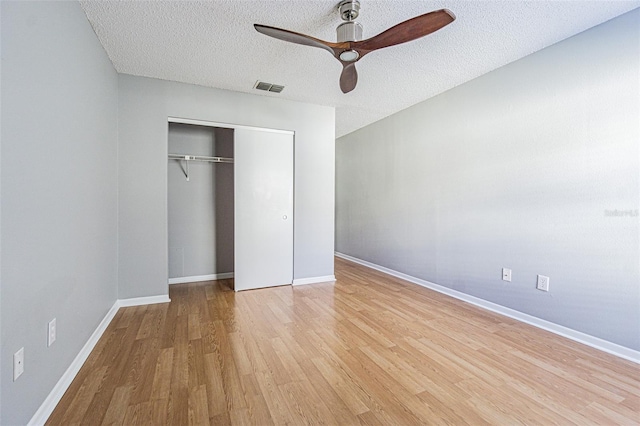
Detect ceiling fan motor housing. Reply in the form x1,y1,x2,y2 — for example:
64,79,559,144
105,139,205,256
337,21,363,42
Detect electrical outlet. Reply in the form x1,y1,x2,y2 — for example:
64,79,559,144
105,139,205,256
502,268,512,282
14,347,24,381
48,318,57,347
537,275,550,292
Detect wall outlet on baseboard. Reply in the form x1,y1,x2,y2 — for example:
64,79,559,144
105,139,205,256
502,268,512,282
537,275,550,292
14,347,25,381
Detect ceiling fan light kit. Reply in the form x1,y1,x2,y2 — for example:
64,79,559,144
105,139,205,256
339,50,359,62
254,0,455,93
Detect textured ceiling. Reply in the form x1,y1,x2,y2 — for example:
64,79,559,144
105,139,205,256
80,1,639,137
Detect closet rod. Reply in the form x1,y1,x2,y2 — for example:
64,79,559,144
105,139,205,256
168,153,233,164
169,153,233,182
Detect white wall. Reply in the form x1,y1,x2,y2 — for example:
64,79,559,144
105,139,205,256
1,2,119,424
118,75,335,299
336,9,639,351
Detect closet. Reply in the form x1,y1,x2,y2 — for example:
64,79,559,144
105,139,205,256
167,119,294,291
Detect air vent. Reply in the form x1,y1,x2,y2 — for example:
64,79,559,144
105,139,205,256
254,81,285,93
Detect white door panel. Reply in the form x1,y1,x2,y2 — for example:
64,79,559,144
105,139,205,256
234,129,294,291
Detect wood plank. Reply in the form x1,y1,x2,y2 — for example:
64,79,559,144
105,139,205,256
100,385,132,425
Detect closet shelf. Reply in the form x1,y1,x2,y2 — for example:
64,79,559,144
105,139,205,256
168,153,233,164
169,153,233,182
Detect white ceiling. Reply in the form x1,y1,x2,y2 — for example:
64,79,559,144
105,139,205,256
79,0,639,137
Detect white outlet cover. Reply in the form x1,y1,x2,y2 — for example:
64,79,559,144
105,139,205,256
502,268,512,282
48,318,57,347
14,347,24,381
537,275,550,292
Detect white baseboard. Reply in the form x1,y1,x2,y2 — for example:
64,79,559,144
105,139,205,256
169,273,234,285
292,275,336,286
28,294,171,425
117,294,171,307
335,252,640,364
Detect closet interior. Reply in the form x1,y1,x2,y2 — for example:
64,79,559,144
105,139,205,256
168,123,235,284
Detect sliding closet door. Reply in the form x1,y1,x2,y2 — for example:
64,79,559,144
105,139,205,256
234,128,294,291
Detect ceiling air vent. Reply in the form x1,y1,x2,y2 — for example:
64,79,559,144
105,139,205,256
254,81,284,93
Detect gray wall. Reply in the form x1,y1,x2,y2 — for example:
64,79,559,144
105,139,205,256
336,9,640,351
118,75,335,299
168,124,234,278
1,1,119,424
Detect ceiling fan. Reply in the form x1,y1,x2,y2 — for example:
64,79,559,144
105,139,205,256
254,0,455,93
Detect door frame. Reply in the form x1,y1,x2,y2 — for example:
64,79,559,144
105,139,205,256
168,116,294,136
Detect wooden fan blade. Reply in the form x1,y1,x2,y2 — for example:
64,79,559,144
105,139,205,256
340,63,358,93
254,24,337,55
353,9,455,53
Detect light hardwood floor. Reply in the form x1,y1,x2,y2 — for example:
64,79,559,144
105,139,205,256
47,257,639,425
